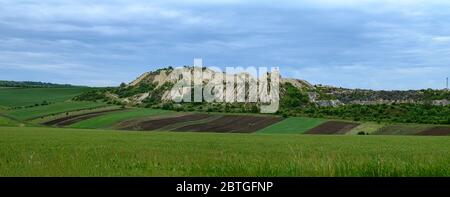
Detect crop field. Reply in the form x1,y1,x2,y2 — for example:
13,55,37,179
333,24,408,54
374,124,450,136
0,87,90,107
306,121,360,135
417,126,450,135
0,87,449,135
346,122,386,135
70,108,173,129
42,108,127,126
174,115,283,133
0,126,448,176
31,106,121,124
9,104,445,135
115,113,283,133
0,116,20,127
257,117,325,134
4,101,109,120
119,113,213,131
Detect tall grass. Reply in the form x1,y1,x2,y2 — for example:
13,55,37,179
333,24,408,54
0,127,448,176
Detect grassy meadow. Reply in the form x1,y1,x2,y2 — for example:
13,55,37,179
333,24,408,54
0,126,448,177
0,87,90,107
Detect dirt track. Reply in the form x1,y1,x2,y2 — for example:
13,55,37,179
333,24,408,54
175,115,283,133
306,121,359,134
42,108,125,126
416,127,450,136
119,114,211,131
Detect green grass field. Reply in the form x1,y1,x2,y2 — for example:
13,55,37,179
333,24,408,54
0,116,21,127
1,126,448,177
69,108,172,129
257,117,324,134
0,87,90,107
4,101,109,120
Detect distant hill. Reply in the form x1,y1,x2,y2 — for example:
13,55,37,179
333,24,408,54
0,80,92,108
0,80,78,88
311,86,450,106
1,67,439,124
74,66,450,107
73,66,450,124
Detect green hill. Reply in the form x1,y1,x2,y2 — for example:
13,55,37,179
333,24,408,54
4,101,109,120
0,87,91,108
0,80,75,88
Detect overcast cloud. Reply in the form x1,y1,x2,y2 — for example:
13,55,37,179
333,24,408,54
0,0,449,89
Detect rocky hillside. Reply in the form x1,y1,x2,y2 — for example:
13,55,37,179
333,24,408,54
74,67,450,109
312,86,450,106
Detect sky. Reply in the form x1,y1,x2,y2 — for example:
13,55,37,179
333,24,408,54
0,0,449,90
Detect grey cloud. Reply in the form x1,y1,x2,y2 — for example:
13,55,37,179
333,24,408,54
0,0,449,89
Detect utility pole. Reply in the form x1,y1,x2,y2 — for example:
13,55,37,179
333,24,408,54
447,77,449,91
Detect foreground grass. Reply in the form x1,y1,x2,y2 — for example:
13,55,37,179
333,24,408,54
0,87,90,107
257,117,324,134
0,127,448,176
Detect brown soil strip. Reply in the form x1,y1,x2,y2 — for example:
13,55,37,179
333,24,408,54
156,115,224,131
119,114,212,131
416,127,450,136
42,108,126,126
374,124,429,135
175,115,283,133
306,121,360,134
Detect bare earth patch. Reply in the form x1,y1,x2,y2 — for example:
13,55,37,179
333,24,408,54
306,121,360,134
42,108,127,126
118,114,212,131
175,115,283,133
416,127,450,136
